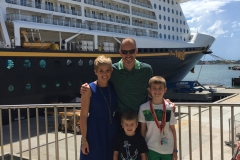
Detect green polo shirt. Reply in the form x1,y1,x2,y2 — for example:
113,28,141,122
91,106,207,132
110,59,153,113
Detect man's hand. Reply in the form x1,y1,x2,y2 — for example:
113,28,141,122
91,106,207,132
80,83,90,95
165,99,176,113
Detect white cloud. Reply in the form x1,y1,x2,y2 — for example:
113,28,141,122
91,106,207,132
207,20,228,37
232,21,239,28
231,33,234,37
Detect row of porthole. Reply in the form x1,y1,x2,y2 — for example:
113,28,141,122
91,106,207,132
157,6,182,17
159,15,185,25
7,81,74,92
159,25,188,33
159,34,186,41
6,59,94,69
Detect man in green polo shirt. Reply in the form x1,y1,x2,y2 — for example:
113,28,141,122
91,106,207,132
110,38,153,133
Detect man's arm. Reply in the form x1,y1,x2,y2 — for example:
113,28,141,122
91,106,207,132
80,83,90,95
113,151,119,160
140,122,147,137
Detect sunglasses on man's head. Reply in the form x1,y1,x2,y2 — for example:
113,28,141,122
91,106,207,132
121,49,136,54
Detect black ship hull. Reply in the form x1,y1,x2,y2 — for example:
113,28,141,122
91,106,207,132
0,49,204,105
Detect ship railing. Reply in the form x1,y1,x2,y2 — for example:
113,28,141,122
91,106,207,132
122,0,129,2
84,0,130,14
131,0,152,9
132,11,156,20
6,0,82,17
0,103,239,160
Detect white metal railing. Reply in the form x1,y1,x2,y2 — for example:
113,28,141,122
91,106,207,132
84,0,130,14
0,41,5,48
6,0,82,16
0,103,240,160
131,0,152,9
132,10,156,20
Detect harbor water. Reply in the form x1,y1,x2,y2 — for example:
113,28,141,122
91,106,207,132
183,64,240,88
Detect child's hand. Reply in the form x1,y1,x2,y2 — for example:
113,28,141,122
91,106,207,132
172,152,178,160
81,141,89,155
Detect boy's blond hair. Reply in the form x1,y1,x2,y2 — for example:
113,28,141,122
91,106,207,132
94,55,112,70
148,76,166,88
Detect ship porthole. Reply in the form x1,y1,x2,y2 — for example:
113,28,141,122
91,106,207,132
68,81,73,86
6,60,14,69
67,59,72,66
56,82,60,87
78,59,83,66
89,60,93,66
24,60,31,68
39,60,46,68
26,83,31,90
8,85,14,92
42,83,47,88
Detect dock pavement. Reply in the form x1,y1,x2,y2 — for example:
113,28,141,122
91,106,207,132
0,86,240,160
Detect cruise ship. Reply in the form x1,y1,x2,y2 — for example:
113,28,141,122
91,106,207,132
0,0,215,105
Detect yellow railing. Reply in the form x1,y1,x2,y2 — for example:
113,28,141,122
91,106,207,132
0,103,240,160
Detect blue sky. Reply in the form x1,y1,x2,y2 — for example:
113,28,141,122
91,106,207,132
181,0,240,60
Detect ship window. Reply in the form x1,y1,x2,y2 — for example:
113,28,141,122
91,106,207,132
164,16,166,21
159,33,162,38
177,36,179,40
183,21,185,25
187,29,189,34
159,24,162,29
67,59,72,66
39,60,46,68
172,35,175,40
172,0,174,5
68,81,73,86
176,10,178,15
180,20,182,24
164,25,166,30
54,60,60,67
23,60,31,68
26,83,31,90
180,28,182,32
168,8,170,13
167,0,170,4
56,82,60,87
172,26,174,31
164,34,166,39
159,5,161,10
168,17,170,22
89,59,93,65
159,14,161,19
168,26,170,30
176,27,178,32
172,9,174,14
144,49,148,52
180,12,182,16
163,0,165,2
8,85,14,92
168,35,170,39
6,60,14,69
184,37,186,41
154,4,156,9
184,29,186,33
163,7,166,12
78,59,83,66
176,19,178,23
41,83,47,89
172,18,174,23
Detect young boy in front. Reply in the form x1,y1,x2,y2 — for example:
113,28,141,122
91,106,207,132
138,76,178,160
113,111,148,160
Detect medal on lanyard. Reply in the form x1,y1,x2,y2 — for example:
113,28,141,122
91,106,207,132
149,99,168,145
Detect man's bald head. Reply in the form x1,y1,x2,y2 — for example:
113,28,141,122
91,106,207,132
120,38,137,50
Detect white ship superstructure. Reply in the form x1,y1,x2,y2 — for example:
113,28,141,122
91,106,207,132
0,0,214,51
0,0,215,105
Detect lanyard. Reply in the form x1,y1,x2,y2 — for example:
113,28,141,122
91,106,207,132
149,99,166,133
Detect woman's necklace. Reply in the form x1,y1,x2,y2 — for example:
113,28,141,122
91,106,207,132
97,81,112,124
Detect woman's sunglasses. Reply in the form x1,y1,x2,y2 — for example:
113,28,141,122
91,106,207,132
121,49,136,54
